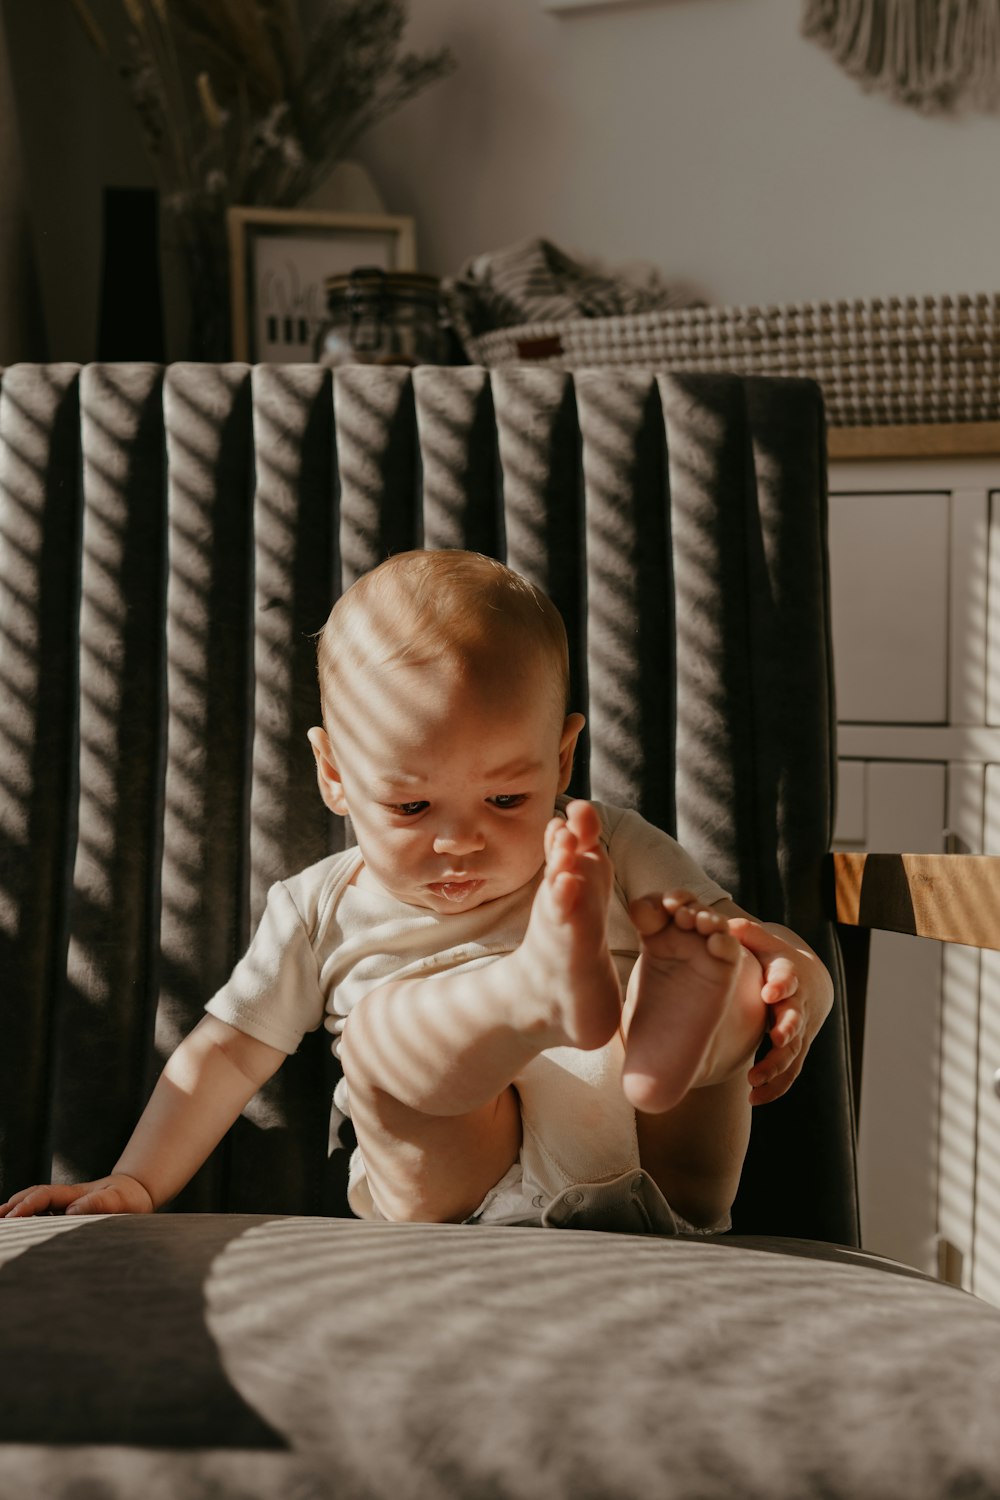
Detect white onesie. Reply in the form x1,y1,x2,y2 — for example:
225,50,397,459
205,799,728,1225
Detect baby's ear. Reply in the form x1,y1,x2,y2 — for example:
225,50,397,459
557,713,586,791
307,727,349,816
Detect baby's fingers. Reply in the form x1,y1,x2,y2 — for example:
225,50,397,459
760,958,798,1006
0,1177,144,1219
0,1183,84,1219
748,1031,806,1104
64,1186,133,1217
765,998,804,1050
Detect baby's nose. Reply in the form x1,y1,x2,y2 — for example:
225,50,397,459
432,824,486,856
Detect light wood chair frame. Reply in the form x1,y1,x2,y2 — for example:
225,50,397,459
832,849,998,1117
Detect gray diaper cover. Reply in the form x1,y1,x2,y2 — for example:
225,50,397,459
468,1166,729,1237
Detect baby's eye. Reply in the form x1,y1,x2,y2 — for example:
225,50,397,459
489,794,527,810
390,801,429,817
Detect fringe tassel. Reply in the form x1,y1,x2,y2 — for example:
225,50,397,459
802,0,1000,110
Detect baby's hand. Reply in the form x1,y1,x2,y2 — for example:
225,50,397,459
726,917,833,1105
0,1173,153,1219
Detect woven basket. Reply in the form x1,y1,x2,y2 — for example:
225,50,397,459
464,293,1000,427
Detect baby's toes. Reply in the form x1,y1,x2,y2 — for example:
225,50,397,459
563,798,602,852
661,889,698,918
629,893,671,937
694,906,726,938
705,927,742,966
670,900,706,932
545,823,578,878
544,816,567,861
548,867,585,920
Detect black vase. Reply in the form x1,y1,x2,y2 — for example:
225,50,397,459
96,185,166,362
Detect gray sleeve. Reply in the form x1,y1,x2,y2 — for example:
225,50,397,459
603,806,730,908
205,881,327,1054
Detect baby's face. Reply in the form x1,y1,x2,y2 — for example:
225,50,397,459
313,656,582,913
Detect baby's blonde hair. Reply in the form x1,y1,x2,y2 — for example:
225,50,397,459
316,550,570,732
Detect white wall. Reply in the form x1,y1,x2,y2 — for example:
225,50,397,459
354,0,1000,306
5,0,1000,360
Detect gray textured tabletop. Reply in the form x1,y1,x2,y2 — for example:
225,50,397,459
1,1213,998,1500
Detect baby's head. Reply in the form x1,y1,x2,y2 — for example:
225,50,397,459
308,550,585,911
316,549,571,745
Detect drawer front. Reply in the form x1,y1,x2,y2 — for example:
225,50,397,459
829,492,949,725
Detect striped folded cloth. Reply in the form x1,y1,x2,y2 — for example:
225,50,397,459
443,236,705,348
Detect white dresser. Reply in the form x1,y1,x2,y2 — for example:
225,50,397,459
828,423,1000,1302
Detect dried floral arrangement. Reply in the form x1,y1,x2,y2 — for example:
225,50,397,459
70,0,454,212
69,0,454,354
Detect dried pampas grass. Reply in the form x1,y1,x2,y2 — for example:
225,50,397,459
67,0,455,210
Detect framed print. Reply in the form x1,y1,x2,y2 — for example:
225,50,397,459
228,207,417,362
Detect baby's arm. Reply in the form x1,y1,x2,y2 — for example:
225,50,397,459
0,1017,286,1218
717,905,834,1105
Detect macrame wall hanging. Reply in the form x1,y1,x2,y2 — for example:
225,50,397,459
802,0,1000,111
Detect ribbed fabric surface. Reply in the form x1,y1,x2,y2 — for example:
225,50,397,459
0,363,855,1241
5,1213,1000,1498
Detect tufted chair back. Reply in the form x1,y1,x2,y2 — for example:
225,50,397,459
0,363,855,1241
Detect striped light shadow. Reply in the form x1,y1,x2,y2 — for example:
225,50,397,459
0,1211,93,1271
936,945,980,1255
657,375,764,908
413,367,503,558
46,365,169,1185
159,366,256,1210
735,375,832,928
973,775,1000,1301
492,367,589,791
574,372,676,834
204,1218,1000,1495
334,366,420,588
937,770,985,1287
249,365,339,927
218,365,344,1215
973,939,1000,1305
953,483,987,722
0,364,83,1199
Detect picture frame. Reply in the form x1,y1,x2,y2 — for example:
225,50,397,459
227,207,417,362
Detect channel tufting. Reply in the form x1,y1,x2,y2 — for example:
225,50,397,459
0,363,854,1241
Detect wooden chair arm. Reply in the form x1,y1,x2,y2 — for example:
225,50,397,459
827,850,1000,1121
831,851,1000,950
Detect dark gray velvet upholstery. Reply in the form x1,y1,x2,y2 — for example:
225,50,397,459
6,363,1000,1499
3,1213,1000,1500
0,361,851,1238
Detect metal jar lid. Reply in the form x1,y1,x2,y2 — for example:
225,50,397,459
323,267,442,304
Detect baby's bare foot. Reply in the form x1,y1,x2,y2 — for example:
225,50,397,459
621,892,741,1113
512,800,621,1051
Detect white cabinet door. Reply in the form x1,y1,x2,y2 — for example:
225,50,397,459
974,766,1000,1304
985,493,1000,727
837,759,946,1274
829,493,950,724
938,764,985,1293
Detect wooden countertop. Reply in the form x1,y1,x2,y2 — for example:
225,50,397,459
828,423,1000,460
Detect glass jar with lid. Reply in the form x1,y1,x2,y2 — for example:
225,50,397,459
314,267,453,367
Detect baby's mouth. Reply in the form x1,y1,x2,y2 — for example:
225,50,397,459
426,878,484,903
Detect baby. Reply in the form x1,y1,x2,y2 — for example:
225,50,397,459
0,550,832,1232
